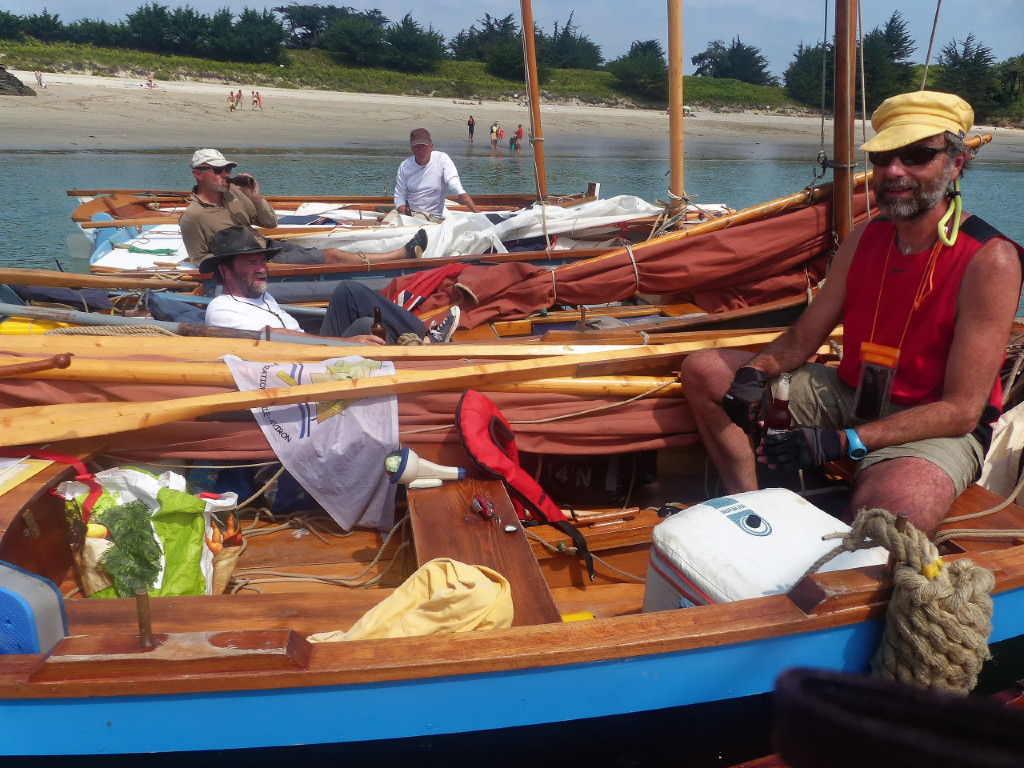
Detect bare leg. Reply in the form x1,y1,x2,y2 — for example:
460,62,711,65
849,458,956,535
677,348,759,493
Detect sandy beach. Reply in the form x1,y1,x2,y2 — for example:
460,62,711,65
5,69,1023,161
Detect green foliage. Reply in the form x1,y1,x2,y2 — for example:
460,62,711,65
485,40,526,82
935,33,999,121
994,55,1024,119
22,9,64,42
322,13,387,67
229,7,287,63
692,37,778,87
784,41,834,108
0,10,24,40
449,13,519,62
534,12,602,70
381,13,446,74
607,39,668,102
858,12,917,111
274,3,356,49
98,500,162,598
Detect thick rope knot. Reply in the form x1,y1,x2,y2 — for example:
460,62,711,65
853,508,995,693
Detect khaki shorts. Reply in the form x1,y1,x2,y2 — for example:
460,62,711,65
781,363,986,496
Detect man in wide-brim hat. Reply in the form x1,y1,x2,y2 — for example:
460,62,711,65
204,226,460,344
679,90,1024,533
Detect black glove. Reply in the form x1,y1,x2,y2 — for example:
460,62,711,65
763,426,843,470
723,367,769,433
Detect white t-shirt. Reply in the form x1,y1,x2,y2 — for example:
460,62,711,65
206,292,303,332
394,151,467,218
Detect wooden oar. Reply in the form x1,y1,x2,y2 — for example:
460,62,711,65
0,354,72,379
0,268,199,292
0,336,763,446
13,358,683,396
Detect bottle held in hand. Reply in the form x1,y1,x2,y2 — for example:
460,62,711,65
763,373,792,440
370,306,387,341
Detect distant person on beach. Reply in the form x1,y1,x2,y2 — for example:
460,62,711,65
678,91,1024,535
467,115,475,141
147,72,154,88
236,89,243,108
511,124,524,152
179,148,428,268
202,226,459,344
394,128,481,221
489,121,499,149
255,91,263,110
34,70,44,89
251,90,257,109
227,91,236,111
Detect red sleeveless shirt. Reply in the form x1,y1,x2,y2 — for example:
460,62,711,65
837,216,1022,413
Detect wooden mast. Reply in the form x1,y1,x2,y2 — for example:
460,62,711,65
521,0,547,200
667,0,685,215
833,0,857,243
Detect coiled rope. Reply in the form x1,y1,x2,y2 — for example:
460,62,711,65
804,507,994,694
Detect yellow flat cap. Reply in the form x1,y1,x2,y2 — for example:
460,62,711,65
859,91,973,152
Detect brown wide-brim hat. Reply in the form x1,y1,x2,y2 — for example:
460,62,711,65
198,226,280,274
859,91,973,152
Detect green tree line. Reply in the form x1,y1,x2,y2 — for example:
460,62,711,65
1,6,1020,120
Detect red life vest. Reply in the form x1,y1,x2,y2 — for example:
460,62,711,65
455,389,595,580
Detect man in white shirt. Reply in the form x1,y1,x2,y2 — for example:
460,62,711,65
394,129,481,221
203,226,460,344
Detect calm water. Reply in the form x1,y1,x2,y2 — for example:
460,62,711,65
2,138,1022,273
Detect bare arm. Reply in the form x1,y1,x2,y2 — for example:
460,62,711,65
852,237,1021,451
456,192,481,213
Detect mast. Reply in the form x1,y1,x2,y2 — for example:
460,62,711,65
667,0,685,215
521,0,547,200
833,0,857,243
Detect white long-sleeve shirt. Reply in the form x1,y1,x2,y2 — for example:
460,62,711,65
394,151,467,218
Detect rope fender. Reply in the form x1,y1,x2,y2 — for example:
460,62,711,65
811,507,995,694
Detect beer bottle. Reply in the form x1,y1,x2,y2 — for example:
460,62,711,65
370,307,387,341
763,373,792,439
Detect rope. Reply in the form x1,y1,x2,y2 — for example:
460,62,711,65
625,244,640,294
44,325,177,336
920,0,944,88
523,527,645,583
802,507,994,694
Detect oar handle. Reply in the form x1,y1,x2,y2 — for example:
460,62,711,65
0,354,73,379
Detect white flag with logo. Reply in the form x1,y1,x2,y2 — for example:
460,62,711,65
224,355,398,531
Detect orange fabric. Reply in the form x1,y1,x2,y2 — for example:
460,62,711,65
384,196,868,329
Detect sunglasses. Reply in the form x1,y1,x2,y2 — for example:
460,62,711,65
196,166,232,175
868,145,948,168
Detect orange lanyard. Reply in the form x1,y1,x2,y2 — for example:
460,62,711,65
868,231,944,352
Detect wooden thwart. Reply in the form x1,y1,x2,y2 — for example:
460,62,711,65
408,479,562,626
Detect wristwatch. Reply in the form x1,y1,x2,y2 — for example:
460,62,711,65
844,428,868,460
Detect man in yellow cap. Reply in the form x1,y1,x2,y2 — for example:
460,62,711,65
678,91,1023,533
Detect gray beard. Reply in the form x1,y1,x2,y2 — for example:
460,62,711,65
874,160,954,221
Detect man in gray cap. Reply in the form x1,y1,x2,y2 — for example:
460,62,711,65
203,226,460,344
678,90,1023,534
394,129,480,221
179,148,428,269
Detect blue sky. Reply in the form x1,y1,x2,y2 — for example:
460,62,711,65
8,0,1022,77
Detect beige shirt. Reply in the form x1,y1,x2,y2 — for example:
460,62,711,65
178,188,278,263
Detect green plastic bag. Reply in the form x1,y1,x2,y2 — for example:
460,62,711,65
59,467,238,598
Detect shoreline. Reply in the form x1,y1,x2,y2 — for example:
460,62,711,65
4,70,1023,162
